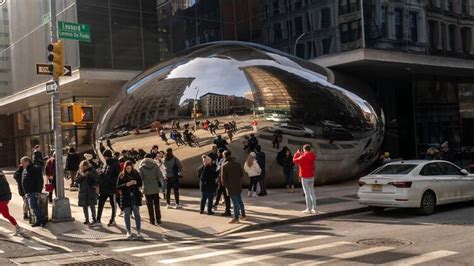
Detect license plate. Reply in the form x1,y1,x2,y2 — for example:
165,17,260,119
372,184,383,192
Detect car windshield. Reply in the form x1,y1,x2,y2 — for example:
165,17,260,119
372,164,417,175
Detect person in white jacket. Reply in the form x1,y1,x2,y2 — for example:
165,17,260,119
244,152,261,198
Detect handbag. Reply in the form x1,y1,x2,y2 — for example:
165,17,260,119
45,183,55,193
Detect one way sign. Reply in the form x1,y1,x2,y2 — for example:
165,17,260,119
36,64,72,77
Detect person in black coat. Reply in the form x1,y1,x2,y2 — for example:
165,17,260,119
277,147,295,193
255,145,267,196
117,161,143,239
77,160,99,225
65,147,81,189
198,155,218,215
96,149,120,226
0,170,22,235
20,156,46,227
14,165,29,220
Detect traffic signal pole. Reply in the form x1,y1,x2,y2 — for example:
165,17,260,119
50,0,73,223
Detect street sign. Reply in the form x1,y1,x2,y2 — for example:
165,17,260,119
36,63,50,75
46,81,58,94
58,21,91,42
36,64,72,76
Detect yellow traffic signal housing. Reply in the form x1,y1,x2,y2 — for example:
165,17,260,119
66,103,94,124
47,40,64,78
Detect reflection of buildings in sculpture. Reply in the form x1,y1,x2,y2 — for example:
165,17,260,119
243,90,254,101
179,98,194,117
228,95,254,115
122,77,194,126
199,93,230,117
240,66,295,112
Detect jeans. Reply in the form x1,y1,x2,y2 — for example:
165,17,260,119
159,177,167,194
200,192,215,213
145,194,161,224
82,205,96,222
26,193,45,224
229,193,245,220
214,185,231,213
284,167,294,186
124,205,141,233
301,177,317,210
166,177,180,205
22,196,29,217
97,194,117,223
249,176,259,193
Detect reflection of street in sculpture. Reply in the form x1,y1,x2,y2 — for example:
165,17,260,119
94,42,384,187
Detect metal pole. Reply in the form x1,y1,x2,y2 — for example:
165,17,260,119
50,0,73,222
360,0,366,48
293,32,307,56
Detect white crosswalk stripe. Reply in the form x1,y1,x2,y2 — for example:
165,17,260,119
211,241,352,266
388,250,459,265
113,230,265,253
112,230,459,266
134,232,292,257
159,235,331,264
0,225,52,251
0,250,4,254
290,246,395,265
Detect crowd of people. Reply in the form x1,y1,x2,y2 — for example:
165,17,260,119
0,128,322,240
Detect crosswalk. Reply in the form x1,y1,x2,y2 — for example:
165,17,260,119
0,224,71,253
112,230,459,265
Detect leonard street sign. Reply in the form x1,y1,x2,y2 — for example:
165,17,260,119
36,64,72,77
46,81,58,95
58,21,91,42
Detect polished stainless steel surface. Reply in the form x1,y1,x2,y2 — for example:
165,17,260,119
94,41,384,186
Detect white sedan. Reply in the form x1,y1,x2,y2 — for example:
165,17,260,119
358,160,474,215
268,123,314,137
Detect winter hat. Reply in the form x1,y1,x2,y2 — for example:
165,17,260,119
249,152,257,157
103,149,113,158
84,153,93,161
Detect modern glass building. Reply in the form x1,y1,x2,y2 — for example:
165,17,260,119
0,0,473,167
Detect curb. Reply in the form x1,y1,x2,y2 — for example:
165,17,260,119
219,207,370,236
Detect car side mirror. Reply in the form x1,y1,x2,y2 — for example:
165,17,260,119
460,169,469,176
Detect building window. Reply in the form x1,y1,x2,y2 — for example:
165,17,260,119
296,43,305,58
322,38,332,54
462,0,469,14
429,20,439,50
441,22,447,50
273,0,280,15
446,0,454,12
274,23,282,41
448,24,456,51
461,27,472,54
295,16,303,35
321,8,331,29
339,0,359,15
295,0,302,9
409,12,418,43
381,6,388,38
340,21,360,43
395,9,403,40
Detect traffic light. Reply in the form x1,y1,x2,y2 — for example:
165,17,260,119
47,40,64,78
66,103,94,124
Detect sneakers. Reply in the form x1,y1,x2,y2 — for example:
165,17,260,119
228,218,239,224
221,212,232,217
166,204,172,209
136,231,143,239
240,215,247,221
247,191,252,197
83,221,90,225
107,220,116,227
310,209,317,214
13,225,22,236
252,193,259,198
207,211,215,215
302,209,312,214
126,231,132,240
175,204,183,209
118,211,124,217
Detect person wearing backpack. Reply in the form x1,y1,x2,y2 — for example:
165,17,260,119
163,148,183,209
198,155,218,215
139,153,163,225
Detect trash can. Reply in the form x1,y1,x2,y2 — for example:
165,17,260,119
29,193,49,224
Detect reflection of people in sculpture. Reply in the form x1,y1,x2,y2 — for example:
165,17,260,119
251,120,258,132
160,130,170,145
272,131,283,149
226,128,233,143
213,135,228,150
106,139,114,151
183,129,200,147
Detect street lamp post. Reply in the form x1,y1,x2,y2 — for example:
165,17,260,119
293,32,308,57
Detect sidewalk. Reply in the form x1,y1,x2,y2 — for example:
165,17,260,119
1,168,366,244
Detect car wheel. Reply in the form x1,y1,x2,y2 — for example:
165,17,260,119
418,191,436,216
370,206,385,215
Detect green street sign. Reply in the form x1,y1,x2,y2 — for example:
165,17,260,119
58,21,91,43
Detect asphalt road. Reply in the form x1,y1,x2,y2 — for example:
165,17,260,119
1,202,473,265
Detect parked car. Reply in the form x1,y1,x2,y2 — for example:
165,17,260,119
358,160,474,215
268,123,314,137
265,113,291,122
